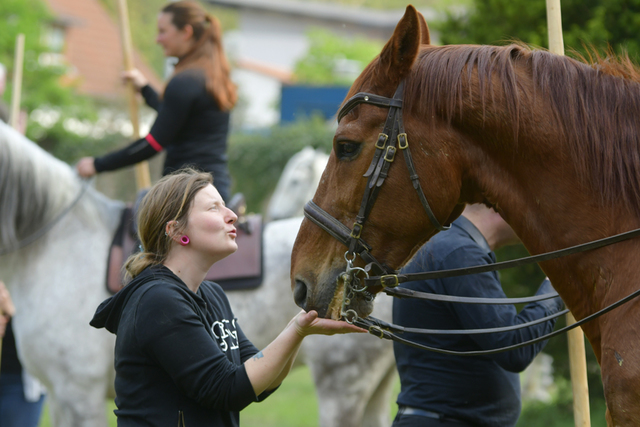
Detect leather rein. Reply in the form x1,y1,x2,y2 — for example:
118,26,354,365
303,81,640,355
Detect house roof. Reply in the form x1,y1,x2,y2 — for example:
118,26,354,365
206,0,438,30
43,0,162,99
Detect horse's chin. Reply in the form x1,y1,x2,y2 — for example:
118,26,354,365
326,286,375,321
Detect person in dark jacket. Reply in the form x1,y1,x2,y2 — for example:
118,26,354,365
76,1,236,201
90,168,364,426
392,203,565,427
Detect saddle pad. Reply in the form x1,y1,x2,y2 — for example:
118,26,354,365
205,214,263,291
106,206,137,294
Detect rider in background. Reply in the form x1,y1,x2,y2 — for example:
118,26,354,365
76,0,235,202
392,203,565,427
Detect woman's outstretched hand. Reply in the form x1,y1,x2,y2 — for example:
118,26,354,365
293,309,367,337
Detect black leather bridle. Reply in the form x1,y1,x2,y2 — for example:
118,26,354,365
303,80,640,355
304,81,450,281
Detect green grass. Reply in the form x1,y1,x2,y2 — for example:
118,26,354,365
38,400,118,427
38,366,606,427
242,367,322,427
38,367,383,427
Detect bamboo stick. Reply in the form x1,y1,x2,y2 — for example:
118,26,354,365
545,1,591,425
9,34,25,131
116,0,151,189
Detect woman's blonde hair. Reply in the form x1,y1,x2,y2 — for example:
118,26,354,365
162,1,237,111
125,168,213,279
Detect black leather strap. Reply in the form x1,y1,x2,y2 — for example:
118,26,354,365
354,285,640,355
365,226,640,288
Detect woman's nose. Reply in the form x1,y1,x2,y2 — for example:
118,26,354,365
226,208,237,224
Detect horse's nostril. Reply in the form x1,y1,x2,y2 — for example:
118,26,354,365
293,280,308,309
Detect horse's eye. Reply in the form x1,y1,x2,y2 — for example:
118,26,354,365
336,142,361,160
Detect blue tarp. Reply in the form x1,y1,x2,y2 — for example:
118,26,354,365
280,85,350,123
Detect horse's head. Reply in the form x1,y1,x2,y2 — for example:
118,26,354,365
290,6,466,320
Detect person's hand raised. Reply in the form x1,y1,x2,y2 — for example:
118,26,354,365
292,309,366,337
122,69,149,92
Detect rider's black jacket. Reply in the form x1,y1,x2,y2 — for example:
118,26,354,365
91,265,273,427
93,69,231,201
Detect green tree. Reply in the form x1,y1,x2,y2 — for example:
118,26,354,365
0,0,116,164
437,0,640,59
0,0,90,113
228,115,334,213
293,28,383,85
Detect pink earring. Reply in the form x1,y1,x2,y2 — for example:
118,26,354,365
180,235,190,246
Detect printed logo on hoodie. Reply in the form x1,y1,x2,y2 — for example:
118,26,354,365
211,318,239,352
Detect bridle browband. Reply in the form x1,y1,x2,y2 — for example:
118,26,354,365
303,80,640,355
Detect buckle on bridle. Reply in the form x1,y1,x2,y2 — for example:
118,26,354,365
384,146,396,162
376,133,389,149
398,133,408,149
350,223,363,239
380,274,399,288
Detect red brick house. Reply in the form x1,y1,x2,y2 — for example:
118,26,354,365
43,0,162,99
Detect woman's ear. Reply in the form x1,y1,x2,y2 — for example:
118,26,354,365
165,220,179,241
182,24,194,41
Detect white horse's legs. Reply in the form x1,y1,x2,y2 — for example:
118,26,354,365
302,295,396,427
361,362,397,427
46,379,109,427
6,211,118,427
303,332,396,427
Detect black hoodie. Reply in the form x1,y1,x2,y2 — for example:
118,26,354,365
91,265,271,426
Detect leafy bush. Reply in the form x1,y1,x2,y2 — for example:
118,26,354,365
228,115,334,213
437,0,640,60
293,28,382,86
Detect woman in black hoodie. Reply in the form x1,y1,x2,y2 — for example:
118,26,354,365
90,168,364,426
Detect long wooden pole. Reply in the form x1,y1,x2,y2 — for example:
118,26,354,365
116,0,151,189
545,3,591,425
9,34,25,130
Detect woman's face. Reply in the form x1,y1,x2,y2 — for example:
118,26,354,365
156,12,193,58
183,184,238,262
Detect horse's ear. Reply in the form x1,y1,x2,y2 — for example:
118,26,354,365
417,11,431,45
378,5,422,85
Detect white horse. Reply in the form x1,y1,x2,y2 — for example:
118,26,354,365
0,122,396,427
267,146,330,221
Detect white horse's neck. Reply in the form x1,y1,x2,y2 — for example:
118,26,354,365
0,122,98,248
267,147,329,221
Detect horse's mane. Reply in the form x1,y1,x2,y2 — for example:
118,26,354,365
401,43,640,216
0,122,81,248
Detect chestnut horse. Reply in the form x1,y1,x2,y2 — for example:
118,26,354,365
290,5,640,426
